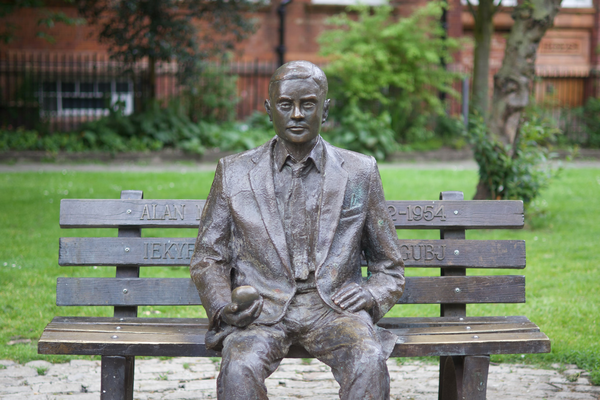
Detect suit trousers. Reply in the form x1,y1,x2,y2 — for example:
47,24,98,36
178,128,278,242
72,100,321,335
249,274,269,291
217,289,390,400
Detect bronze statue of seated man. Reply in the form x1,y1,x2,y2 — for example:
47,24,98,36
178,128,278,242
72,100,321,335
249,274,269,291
190,60,405,400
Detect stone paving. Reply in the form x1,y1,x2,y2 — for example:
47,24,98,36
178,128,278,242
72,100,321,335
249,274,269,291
1,358,598,400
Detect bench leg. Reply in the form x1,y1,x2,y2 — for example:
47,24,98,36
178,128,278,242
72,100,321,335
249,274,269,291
439,356,460,400
101,356,135,400
439,355,489,400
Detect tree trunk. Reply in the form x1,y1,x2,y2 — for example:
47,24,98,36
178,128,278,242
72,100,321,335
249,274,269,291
473,0,561,200
470,0,495,116
473,178,492,200
489,0,562,145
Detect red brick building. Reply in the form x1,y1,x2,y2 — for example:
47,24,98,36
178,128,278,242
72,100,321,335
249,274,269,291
460,0,600,106
1,0,599,127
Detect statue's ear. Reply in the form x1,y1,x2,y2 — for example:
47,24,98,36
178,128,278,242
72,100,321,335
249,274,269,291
322,99,331,123
264,100,273,121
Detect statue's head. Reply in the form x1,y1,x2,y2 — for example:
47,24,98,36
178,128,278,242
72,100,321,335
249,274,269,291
265,61,330,148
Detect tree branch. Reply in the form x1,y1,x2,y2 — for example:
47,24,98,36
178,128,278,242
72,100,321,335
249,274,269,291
491,0,503,16
466,0,478,23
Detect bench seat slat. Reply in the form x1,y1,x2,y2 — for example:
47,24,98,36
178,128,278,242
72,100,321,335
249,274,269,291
38,317,550,358
47,315,532,327
60,199,524,229
56,276,526,306
391,331,551,357
59,237,526,269
391,322,541,336
378,316,531,328
43,321,540,337
44,322,210,334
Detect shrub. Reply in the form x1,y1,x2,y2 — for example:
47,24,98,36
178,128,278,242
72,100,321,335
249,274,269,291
78,101,204,154
0,108,274,155
318,2,462,145
580,97,600,148
182,62,240,123
434,114,466,148
322,105,397,161
467,110,561,206
199,112,274,152
0,129,88,152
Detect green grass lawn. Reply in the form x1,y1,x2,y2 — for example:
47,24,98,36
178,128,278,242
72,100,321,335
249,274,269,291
0,166,598,382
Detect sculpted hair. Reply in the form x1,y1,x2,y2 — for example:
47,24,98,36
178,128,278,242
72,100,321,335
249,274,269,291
269,61,328,98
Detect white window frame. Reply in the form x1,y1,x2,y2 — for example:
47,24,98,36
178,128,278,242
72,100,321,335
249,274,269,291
38,80,134,118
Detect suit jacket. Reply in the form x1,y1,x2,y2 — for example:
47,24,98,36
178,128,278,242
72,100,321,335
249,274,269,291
190,137,405,348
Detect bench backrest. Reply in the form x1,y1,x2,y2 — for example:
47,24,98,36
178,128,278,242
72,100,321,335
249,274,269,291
57,190,525,319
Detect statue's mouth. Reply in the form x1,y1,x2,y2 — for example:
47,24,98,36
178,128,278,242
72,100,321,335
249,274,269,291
288,125,308,133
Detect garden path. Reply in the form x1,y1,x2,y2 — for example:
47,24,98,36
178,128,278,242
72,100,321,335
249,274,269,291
1,159,599,173
1,357,599,400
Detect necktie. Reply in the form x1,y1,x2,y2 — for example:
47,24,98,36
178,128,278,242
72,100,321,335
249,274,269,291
285,162,310,281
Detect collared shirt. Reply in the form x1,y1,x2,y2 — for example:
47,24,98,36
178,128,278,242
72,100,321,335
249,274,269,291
272,136,324,288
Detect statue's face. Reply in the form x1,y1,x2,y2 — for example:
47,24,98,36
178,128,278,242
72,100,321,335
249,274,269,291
266,78,329,146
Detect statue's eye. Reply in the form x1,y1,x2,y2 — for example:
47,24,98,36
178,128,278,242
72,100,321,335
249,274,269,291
303,102,315,109
279,102,292,110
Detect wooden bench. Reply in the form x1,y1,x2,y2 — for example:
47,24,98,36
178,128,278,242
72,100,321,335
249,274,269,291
39,189,550,400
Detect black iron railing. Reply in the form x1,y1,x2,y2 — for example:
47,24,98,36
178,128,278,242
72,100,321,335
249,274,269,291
0,52,279,131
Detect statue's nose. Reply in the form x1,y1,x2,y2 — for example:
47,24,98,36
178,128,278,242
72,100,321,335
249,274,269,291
291,105,303,119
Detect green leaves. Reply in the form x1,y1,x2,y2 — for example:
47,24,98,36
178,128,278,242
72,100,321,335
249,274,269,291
0,108,274,155
580,97,600,148
182,63,239,124
1,1,84,44
77,0,256,66
318,2,462,146
467,110,561,206
322,105,397,161
320,3,459,104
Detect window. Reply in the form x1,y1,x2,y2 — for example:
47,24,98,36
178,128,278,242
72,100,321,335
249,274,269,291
39,80,134,117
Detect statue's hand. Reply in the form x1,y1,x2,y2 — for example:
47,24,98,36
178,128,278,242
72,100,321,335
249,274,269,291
331,282,375,313
220,299,263,328
221,287,263,328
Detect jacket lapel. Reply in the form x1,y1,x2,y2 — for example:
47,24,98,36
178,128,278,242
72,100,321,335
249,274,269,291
249,141,293,276
315,142,348,269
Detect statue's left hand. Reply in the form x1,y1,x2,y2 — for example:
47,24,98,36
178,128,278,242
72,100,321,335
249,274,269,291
331,283,375,312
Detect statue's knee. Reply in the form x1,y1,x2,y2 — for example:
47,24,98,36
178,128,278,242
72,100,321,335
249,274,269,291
224,347,261,371
358,337,383,354
223,357,257,379
222,337,272,380
357,340,387,367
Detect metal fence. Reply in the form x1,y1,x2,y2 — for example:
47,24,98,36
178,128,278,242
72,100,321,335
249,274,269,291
0,52,279,132
232,60,280,120
1,52,598,139
2,53,147,131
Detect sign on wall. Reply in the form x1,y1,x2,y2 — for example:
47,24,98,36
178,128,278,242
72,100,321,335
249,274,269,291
536,30,591,77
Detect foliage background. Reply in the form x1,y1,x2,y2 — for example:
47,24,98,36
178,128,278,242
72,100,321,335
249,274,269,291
319,1,462,158
0,110,274,156
467,109,562,206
